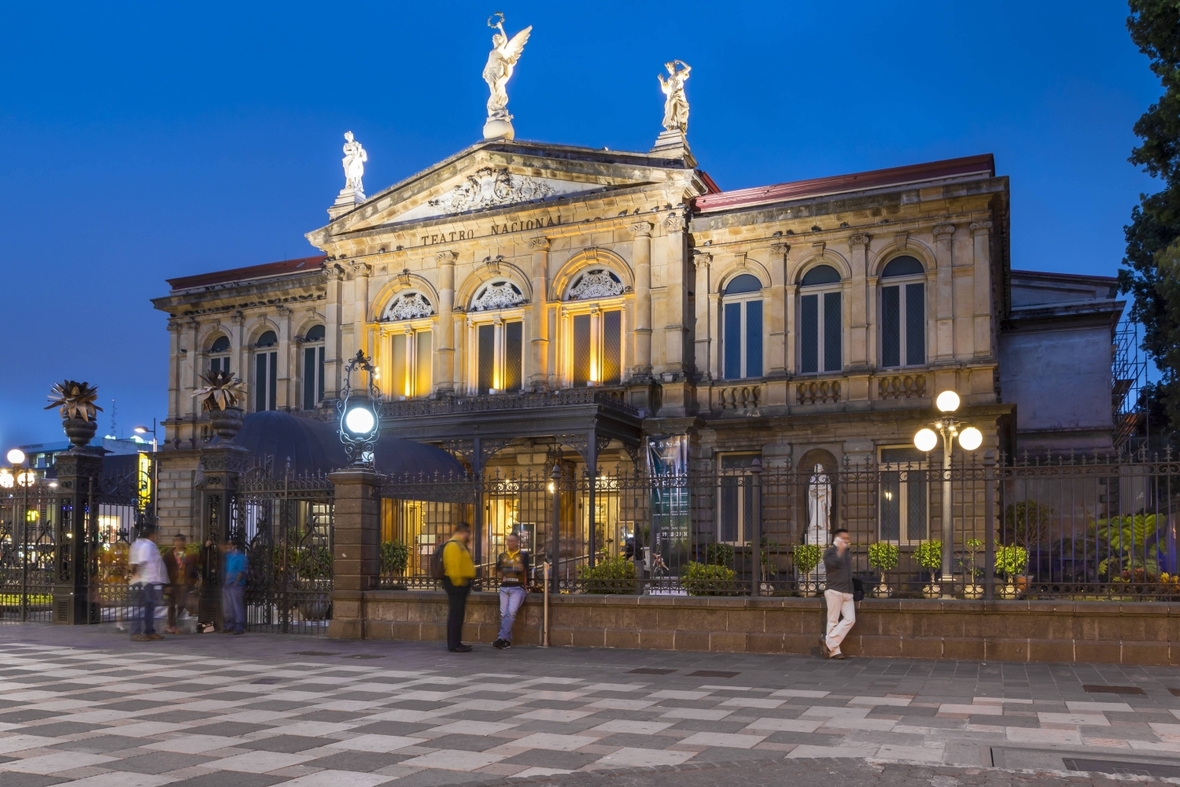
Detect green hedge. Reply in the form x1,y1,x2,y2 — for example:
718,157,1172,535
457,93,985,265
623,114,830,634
578,556,638,594
682,561,737,596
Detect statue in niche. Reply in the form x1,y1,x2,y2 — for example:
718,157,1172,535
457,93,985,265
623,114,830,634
482,13,532,124
341,131,367,193
658,60,692,133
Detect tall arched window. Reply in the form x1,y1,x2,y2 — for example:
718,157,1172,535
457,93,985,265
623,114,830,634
468,280,524,395
209,335,231,375
302,325,325,409
798,265,843,374
254,330,278,412
565,268,625,387
382,290,434,399
721,274,763,380
880,256,926,368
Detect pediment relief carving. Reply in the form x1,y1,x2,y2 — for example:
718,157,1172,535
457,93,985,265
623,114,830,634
383,168,604,225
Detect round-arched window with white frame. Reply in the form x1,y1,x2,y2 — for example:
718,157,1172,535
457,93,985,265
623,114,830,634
798,264,843,375
208,334,231,375
720,273,763,380
879,255,927,368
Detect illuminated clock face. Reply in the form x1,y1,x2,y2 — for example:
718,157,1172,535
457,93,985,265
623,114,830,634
344,406,376,436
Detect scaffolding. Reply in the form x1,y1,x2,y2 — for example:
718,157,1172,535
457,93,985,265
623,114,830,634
1112,319,1149,454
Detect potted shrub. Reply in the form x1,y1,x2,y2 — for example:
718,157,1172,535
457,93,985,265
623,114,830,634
915,540,943,598
995,544,1028,599
578,556,638,594
380,541,410,589
793,543,823,596
682,561,737,596
867,542,899,598
959,538,984,599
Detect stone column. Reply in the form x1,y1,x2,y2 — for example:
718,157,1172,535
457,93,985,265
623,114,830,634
661,211,689,378
971,220,994,359
328,467,381,639
324,267,344,400
528,237,551,389
847,234,871,371
165,319,182,446
767,244,789,377
629,222,654,380
436,250,457,395
276,305,292,410
784,283,798,375
185,318,201,448
195,442,250,628
932,226,955,361
53,448,103,624
692,251,712,381
353,263,372,364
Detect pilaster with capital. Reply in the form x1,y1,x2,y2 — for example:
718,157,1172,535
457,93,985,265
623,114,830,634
629,222,654,378
324,267,344,400
847,233,871,370
767,243,790,377
971,220,994,359
276,305,292,410
166,320,182,445
660,210,689,377
528,236,550,389
435,250,458,394
932,222,955,360
692,251,712,382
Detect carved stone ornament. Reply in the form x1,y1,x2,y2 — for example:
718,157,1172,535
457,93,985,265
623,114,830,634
970,220,993,235
848,233,870,247
629,221,654,238
382,291,435,321
933,223,955,239
470,280,526,312
529,236,551,251
566,268,624,301
770,242,791,257
429,167,555,213
397,268,412,286
663,211,686,233
692,250,712,270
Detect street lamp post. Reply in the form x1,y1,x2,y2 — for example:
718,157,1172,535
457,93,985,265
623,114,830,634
4,449,34,621
337,350,381,467
914,391,983,595
134,420,158,527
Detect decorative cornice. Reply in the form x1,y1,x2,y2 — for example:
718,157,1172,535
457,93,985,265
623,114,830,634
629,221,654,238
848,233,870,247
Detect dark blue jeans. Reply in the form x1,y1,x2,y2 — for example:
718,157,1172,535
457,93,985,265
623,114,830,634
132,583,160,636
222,584,245,633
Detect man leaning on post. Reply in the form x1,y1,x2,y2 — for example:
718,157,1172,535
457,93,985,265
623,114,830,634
442,522,476,652
820,528,855,660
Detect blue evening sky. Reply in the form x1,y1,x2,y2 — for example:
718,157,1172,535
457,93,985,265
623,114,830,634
0,1,1162,448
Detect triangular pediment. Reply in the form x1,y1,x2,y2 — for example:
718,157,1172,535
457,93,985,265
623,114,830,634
307,140,701,246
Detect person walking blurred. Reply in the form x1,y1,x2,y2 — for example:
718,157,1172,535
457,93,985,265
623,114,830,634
128,524,168,642
221,538,247,635
163,533,199,634
439,522,476,652
493,532,530,649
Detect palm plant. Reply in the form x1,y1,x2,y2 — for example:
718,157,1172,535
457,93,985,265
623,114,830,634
193,370,246,412
45,380,102,421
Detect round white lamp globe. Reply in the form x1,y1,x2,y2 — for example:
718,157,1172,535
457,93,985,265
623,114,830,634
6,448,26,465
0,471,13,489
935,391,961,413
958,426,983,451
914,428,938,452
344,406,376,436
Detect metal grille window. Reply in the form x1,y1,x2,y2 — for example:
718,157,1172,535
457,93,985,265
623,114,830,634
879,447,927,542
721,274,763,380
301,325,325,409
253,330,278,412
880,256,926,368
209,335,231,375
571,309,622,386
390,328,433,399
799,265,842,374
473,320,522,394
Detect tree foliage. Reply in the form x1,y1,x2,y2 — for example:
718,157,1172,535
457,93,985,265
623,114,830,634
1121,1,1180,430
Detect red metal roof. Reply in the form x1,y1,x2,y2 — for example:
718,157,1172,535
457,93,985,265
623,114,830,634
693,154,996,213
167,255,327,291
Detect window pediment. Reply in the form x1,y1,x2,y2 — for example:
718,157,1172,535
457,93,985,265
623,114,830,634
382,291,435,321
566,268,624,301
470,280,526,312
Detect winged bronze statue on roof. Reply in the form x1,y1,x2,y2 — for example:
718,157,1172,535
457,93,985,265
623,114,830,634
482,12,532,140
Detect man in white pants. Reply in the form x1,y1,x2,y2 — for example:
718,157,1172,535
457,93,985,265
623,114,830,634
820,529,855,659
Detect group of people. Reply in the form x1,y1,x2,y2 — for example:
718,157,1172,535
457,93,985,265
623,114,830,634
126,525,248,641
437,522,531,652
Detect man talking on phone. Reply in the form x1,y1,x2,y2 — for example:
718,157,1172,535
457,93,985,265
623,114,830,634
820,528,855,659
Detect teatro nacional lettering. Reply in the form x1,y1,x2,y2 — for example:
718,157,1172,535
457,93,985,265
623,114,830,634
418,212,563,246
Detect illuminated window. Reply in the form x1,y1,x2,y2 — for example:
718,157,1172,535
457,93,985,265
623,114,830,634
253,330,278,412
798,265,842,375
570,309,622,386
209,335,231,375
472,320,522,394
390,328,433,398
721,274,763,380
878,447,927,542
880,256,926,368
302,325,325,409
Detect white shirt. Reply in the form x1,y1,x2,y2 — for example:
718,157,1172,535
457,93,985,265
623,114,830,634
129,538,168,585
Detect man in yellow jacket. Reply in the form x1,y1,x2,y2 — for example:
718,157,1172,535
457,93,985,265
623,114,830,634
442,522,476,652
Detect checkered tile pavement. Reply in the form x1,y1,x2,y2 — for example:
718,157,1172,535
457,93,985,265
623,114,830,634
3,633,1180,786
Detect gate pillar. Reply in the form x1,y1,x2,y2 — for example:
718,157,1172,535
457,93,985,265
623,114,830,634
53,448,103,624
195,444,250,628
328,467,380,639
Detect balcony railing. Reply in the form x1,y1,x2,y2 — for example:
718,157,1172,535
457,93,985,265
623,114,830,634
379,386,638,419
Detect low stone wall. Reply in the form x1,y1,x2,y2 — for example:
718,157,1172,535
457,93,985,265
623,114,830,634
333,589,1180,665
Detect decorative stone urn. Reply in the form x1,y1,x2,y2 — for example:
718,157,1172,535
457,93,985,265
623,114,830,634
63,417,98,449
209,406,244,440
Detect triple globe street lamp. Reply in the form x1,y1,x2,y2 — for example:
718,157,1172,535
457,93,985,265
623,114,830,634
914,391,983,593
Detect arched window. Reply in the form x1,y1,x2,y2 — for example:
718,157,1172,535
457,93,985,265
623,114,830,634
799,265,842,375
391,328,433,399
880,256,926,368
254,330,278,412
381,291,434,322
721,274,763,380
209,335,231,375
302,325,325,409
566,268,624,301
468,280,524,395
564,268,624,387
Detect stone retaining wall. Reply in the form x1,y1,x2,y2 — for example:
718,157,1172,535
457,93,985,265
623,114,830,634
332,589,1180,665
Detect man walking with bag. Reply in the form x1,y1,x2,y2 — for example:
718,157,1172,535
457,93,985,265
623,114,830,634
820,528,855,660
493,532,529,649
436,522,475,652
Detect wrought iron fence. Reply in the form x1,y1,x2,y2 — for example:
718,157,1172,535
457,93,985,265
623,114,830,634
0,484,59,623
376,451,1180,601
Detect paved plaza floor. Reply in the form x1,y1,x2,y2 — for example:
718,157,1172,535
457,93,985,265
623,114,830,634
2,624,1180,786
